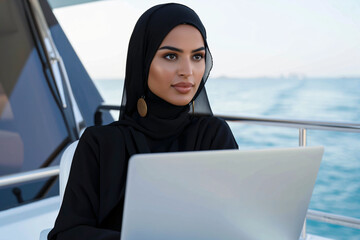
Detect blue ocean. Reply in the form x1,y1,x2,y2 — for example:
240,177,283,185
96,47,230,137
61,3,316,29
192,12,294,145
94,77,360,240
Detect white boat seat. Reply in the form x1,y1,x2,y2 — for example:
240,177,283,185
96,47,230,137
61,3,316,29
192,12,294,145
39,229,51,240
59,140,79,205
39,140,79,240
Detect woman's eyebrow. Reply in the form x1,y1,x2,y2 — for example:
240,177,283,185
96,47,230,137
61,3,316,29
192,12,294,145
158,46,182,52
158,46,205,53
192,47,205,53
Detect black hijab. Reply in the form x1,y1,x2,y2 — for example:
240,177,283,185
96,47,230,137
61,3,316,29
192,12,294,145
118,3,214,140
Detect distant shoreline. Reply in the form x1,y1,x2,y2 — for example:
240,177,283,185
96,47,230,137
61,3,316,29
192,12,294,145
93,76,360,82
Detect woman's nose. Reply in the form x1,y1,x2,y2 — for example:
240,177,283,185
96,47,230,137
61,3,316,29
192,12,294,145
178,58,193,77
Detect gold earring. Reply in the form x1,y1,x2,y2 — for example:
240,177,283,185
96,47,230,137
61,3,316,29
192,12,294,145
137,96,147,117
192,101,195,114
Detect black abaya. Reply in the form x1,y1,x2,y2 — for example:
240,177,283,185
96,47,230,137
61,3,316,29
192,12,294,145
48,116,237,240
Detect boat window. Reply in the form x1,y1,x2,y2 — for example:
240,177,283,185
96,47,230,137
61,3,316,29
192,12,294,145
0,0,68,210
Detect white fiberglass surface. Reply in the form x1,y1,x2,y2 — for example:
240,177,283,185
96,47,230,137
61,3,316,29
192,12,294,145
0,196,59,240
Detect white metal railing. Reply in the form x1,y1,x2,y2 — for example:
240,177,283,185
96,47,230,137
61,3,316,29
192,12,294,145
0,166,59,188
299,128,307,239
1,114,359,233
308,209,360,230
217,114,360,133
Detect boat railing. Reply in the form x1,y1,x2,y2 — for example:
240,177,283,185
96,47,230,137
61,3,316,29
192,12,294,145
1,104,360,235
0,166,59,188
28,0,84,136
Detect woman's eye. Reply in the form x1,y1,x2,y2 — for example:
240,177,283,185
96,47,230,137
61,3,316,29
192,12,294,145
164,53,177,60
193,54,204,61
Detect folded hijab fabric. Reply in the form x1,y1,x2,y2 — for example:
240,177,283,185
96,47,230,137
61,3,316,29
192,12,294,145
48,3,238,240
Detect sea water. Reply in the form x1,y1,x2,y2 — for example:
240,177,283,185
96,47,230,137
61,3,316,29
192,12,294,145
94,77,360,240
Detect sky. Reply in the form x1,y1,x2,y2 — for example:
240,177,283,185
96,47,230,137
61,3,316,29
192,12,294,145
53,0,360,80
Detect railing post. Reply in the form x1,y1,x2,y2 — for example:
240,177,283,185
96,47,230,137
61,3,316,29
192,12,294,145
299,128,307,147
299,128,307,239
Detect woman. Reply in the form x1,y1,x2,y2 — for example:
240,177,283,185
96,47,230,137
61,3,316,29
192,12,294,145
48,3,238,239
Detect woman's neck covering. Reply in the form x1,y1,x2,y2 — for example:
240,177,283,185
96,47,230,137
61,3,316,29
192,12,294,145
118,3,213,138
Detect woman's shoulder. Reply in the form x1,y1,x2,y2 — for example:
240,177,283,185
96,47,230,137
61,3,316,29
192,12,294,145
190,115,238,150
80,121,127,143
190,115,234,136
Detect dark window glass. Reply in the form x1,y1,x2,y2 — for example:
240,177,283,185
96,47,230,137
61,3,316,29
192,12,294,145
0,0,68,210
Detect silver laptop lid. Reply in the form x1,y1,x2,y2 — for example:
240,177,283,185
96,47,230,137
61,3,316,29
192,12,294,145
121,146,324,240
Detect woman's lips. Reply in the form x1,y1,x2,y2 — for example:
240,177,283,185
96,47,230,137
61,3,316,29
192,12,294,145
172,82,194,94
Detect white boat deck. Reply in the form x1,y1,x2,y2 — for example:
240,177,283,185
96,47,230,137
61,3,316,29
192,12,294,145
0,196,59,240
0,196,333,240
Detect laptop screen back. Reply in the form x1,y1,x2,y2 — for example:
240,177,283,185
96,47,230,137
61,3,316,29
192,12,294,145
121,146,324,240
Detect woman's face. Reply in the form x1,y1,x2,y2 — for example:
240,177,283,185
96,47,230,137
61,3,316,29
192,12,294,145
148,24,206,106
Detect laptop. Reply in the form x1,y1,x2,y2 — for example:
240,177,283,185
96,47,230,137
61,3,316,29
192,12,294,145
120,146,324,240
